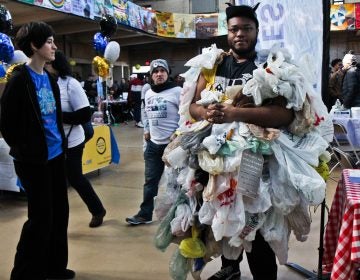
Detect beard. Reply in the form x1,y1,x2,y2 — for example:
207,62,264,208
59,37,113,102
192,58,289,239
230,39,257,57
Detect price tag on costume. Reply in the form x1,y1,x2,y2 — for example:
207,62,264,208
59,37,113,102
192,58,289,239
237,149,264,199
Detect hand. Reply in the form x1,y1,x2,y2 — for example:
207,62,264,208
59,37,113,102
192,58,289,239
217,103,236,123
206,103,225,123
144,133,150,141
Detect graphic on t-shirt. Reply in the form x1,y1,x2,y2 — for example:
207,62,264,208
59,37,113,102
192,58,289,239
213,73,253,93
145,96,167,126
37,86,56,115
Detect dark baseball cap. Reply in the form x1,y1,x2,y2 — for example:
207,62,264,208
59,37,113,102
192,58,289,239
225,3,260,27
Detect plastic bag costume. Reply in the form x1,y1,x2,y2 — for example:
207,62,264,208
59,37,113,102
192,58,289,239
154,44,334,280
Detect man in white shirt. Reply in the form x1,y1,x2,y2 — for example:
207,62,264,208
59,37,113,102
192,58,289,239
126,59,181,225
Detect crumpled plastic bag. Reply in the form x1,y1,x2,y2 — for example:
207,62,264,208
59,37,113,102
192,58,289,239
271,139,326,206
198,201,216,225
179,226,206,258
154,168,181,221
260,208,290,265
196,89,222,106
184,43,224,69
180,125,212,154
154,191,189,251
286,196,311,242
242,178,272,214
166,146,188,169
212,190,245,242
198,150,224,175
222,238,243,260
169,248,189,280
171,203,193,236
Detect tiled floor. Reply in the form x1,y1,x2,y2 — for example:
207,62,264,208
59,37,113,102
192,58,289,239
0,122,341,280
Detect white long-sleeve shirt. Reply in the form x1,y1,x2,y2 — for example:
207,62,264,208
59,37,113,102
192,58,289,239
143,86,181,145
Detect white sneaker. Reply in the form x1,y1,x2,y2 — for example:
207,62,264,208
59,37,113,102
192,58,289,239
136,122,144,128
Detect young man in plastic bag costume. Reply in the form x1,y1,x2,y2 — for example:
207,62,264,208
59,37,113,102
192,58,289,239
153,3,333,280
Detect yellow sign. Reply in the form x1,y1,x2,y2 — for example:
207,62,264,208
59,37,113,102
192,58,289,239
82,125,112,174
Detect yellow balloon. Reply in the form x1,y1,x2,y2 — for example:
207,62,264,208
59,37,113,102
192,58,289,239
92,56,109,78
69,60,76,66
135,64,141,70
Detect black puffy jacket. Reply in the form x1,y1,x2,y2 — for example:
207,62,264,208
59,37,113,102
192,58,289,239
342,64,360,108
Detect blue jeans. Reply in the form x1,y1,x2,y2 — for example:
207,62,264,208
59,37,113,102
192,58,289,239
138,140,167,220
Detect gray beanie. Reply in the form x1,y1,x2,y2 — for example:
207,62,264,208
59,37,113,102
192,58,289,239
150,59,169,74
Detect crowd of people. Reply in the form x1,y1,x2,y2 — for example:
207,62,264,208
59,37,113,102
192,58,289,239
328,51,360,110
0,2,337,280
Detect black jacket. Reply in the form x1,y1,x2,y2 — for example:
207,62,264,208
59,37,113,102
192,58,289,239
0,64,66,163
342,64,360,108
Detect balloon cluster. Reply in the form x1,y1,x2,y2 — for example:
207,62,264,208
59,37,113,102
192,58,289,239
92,15,120,86
0,5,15,83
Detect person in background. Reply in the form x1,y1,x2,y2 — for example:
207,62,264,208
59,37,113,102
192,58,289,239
141,73,151,125
83,74,97,104
341,51,360,108
174,73,185,87
328,58,344,108
189,4,294,280
128,73,144,127
0,21,74,280
46,50,107,228
126,59,181,225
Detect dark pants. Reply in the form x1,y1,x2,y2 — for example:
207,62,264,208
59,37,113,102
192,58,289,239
138,140,167,220
11,154,69,280
66,143,105,216
131,91,142,123
222,231,277,280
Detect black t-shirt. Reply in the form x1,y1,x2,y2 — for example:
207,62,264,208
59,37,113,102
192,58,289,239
213,55,257,93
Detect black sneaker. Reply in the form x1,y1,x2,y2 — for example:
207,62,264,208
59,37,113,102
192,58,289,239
208,266,241,280
125,215,152,225
89,209,106,228
47,269,75,280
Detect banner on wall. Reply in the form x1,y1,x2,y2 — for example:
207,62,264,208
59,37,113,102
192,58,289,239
156,11,175,38
72,0,94,19
112,0,129,25
330,4,355,30
18,0,34,4
195,13,219,39
93,0,113,19
356,4,360,30
34,0,72,12
127,1,143,30
174,14,196,38
140,7,157,34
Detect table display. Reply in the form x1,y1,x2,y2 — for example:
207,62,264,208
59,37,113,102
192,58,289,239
82,124,120,174
323,169,360,280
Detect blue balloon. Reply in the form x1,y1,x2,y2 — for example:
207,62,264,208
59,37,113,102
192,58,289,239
0,63,5,78
0,32,14,63
93,32,108,55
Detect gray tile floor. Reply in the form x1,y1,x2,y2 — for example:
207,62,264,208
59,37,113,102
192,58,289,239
0,122,340,280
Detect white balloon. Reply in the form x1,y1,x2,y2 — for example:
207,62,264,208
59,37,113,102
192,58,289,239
9,50,29,65
104,41,120,64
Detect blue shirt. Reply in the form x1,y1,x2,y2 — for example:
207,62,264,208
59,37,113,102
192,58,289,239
27,66,63,160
